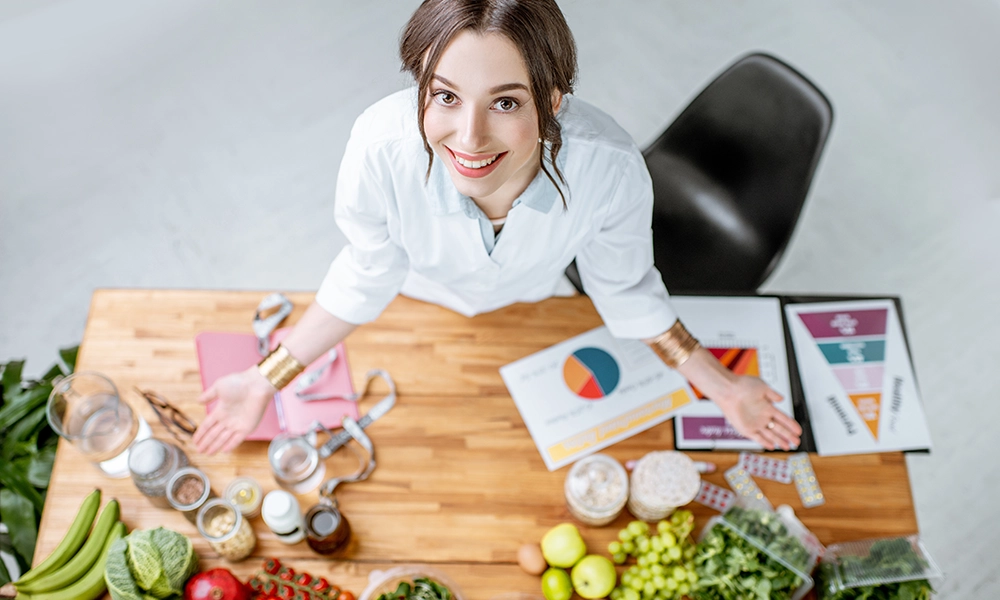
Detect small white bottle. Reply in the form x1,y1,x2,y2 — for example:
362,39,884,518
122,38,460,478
261,490,306,544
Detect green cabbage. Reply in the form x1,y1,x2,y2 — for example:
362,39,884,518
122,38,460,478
104,527,198,600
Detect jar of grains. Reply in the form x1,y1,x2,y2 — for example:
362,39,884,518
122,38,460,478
564,454,629,526
627,451,700,521
166,466,215,523
196,498,257,561
128,438,189,508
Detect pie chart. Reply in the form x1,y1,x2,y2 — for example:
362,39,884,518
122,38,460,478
563,347,620,400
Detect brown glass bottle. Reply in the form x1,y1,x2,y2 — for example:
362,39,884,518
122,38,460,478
304,503,351,554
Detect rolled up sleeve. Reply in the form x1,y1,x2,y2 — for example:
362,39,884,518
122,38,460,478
315,123,409,324
576,152,677,339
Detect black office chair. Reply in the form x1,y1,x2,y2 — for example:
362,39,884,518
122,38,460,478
565,53,832,295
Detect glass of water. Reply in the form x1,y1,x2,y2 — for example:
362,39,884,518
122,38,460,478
47,371,150,478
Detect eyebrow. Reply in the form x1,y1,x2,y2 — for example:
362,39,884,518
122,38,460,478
432,74,529,95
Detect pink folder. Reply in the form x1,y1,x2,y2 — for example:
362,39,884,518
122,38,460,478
195,329,359,440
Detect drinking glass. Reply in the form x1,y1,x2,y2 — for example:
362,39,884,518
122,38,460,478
47,371,150,478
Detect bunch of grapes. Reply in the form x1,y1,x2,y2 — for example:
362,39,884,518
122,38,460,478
607,510,698,600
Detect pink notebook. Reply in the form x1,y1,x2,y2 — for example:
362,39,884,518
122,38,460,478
195,329,359,439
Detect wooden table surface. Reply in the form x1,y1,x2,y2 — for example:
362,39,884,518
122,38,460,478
36,289,919,599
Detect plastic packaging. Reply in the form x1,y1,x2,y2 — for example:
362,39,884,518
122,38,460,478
698,504,824,600
564,453,628,526
359,565,465,600
818,535,942,599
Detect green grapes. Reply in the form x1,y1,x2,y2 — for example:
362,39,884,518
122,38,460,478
606,513,699,600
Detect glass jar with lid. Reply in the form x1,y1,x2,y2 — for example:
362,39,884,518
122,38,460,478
196,498,257,562
564,453,629,526
627,451,700,521
166,466,214,523
225,476,263,519
128,438,189,508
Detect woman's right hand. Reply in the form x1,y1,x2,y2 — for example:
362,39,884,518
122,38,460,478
192,366,276,454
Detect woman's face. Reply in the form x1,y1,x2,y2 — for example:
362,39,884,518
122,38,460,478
423,31,554,206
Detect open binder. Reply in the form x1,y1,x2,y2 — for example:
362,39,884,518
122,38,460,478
670,294,932,456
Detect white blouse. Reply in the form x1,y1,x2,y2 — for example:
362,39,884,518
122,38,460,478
315,89,677,339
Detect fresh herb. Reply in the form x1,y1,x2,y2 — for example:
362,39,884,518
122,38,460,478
818,538,934,600
692,508,811,600
376,577,452,600
0,347,78,585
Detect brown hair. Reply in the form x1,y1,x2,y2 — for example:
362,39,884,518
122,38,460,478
400,0,577,204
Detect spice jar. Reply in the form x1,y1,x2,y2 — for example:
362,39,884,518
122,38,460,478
225,476,263,519
261,490,306,544
627,451,700,521
166,466,214,523
304,501,351,555
196,498,257,562
128,438,189,508
564,453,629,526
268,433,326,494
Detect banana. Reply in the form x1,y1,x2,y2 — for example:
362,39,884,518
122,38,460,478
15,499,121,593
24,521,126,600
15,489,101,586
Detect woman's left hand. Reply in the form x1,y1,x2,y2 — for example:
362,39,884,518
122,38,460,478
713,375,802,450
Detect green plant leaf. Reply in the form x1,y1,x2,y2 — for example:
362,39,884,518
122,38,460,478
0,490,37,569
4,405,48,448
0,385,51,430
0,463,44,513
1,359,25,402
0,550,11,586
27,447,56,488
58,346,79,374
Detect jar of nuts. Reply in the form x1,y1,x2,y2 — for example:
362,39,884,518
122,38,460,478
564,453,628,526
196,498,257,561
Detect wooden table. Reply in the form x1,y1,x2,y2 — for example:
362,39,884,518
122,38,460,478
36,290,918,599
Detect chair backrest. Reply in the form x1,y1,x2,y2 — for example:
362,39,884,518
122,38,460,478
644,53,833,293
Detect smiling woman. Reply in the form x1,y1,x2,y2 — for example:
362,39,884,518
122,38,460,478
191,0,803,456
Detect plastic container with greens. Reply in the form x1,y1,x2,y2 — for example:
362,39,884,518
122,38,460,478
359,565,464,600
817,535,941,599
693,504,824,600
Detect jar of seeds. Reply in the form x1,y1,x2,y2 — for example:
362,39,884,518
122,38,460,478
166,466,214,523
128,438,189,508
196,498,257,561
627,451,700,521
564,454,628,526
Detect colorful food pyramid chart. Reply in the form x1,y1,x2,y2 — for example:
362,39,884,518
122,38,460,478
797,309,888,440
692,347,760,400
563,347,620,399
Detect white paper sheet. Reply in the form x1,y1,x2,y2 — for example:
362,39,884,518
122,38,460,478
785,299,932,456
500,326,694,470
670,296,795,450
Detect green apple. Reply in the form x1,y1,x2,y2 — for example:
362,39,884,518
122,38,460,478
571,554,617,599
540,523,587,568
540,567,574,600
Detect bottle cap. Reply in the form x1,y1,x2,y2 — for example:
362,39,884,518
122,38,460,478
262,490,302,535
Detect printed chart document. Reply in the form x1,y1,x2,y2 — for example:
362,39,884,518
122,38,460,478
785,299,932,456
500,326,694,470
670,296,794,450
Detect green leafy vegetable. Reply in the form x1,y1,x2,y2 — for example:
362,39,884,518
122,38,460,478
376,577,452,600
692,508,811,600
0,348,77,584
818,538,934,600
105,527,198,600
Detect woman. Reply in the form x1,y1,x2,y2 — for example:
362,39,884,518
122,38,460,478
192,0,801,455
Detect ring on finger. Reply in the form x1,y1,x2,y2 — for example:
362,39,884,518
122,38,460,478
766,420,776,430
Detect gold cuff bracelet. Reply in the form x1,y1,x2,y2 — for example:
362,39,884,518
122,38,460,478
648,320,702,369
257,344,305,390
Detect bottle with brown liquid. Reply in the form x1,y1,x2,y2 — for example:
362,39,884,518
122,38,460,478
304,501,351,554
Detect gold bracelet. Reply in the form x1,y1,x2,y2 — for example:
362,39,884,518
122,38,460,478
257,344,305,390
648,320,702,369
